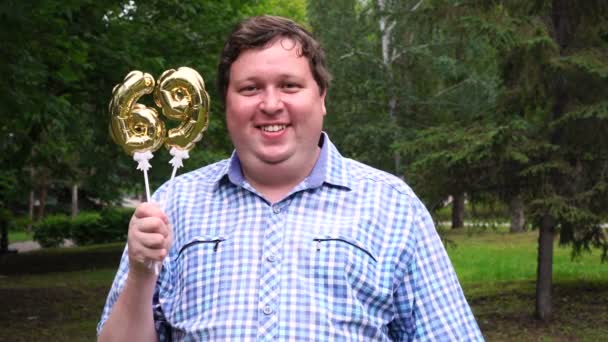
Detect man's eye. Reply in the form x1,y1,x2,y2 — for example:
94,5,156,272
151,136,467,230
240,86,257,93
282,83,300,91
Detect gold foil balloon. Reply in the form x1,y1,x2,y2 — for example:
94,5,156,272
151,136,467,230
109,71,166,155
107,67,209,276
153,67,210,151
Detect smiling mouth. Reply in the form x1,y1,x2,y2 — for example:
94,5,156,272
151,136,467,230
260,124,287,132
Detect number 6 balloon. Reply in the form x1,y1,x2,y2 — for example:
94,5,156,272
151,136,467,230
109,71,166,202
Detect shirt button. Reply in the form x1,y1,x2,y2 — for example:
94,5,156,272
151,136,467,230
267,254,276,262
272,205,281,214
263,304,274,315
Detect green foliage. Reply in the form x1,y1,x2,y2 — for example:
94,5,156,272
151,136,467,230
32,208,133,247
2,0,308,216
308,4,608,321
434,199,509,223
33,214,72,248
308,0,397,172
391,0,608,259
70,208,132,246
71,212,104,246
8,230,33,243
242,0,307,23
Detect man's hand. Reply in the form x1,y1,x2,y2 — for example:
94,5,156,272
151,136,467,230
128,202,173,277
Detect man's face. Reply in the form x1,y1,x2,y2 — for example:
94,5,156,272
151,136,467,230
226,38,326,174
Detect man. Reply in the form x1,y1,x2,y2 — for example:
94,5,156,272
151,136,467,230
98,15,483,341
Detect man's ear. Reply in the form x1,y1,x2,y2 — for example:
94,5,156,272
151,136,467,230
321,90,327,116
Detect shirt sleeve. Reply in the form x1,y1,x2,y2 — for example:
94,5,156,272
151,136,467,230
97,245,129,335
388,202,484,341
96,245,173,340
97,185,176,339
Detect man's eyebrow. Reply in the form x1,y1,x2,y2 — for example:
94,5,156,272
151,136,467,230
233,74,304,83
231,76,257,83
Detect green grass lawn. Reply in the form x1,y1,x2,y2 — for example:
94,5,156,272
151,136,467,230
444,228,607,284
0,243,124,342
443,228,608,341
7,230,33,243
1,230,606,341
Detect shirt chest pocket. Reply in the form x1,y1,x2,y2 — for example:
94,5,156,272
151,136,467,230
310,234,377,276
303,233,381,308
166,236,229,325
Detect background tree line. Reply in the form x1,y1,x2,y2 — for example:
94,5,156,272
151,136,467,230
1,0,606,322
308,0,608,320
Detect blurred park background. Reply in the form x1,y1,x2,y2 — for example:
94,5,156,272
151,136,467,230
1,0,607,340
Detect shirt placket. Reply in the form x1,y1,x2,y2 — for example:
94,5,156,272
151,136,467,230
257,201,286,341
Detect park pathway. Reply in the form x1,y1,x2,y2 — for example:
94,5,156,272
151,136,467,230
8,240,74,253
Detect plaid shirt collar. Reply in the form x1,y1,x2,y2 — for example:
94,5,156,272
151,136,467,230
214,132,352,192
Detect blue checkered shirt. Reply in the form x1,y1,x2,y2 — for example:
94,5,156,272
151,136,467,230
99,133,483,341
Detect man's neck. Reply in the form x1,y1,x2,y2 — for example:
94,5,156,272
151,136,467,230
241,147,321,204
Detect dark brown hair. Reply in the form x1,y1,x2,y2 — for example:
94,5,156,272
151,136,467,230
217,15,331,104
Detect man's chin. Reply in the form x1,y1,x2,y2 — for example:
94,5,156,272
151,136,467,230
259,155,289,165
253,147,292,165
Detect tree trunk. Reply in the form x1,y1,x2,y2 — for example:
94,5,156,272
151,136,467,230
28,190,35,231
28,167,35,230
71,183,79,218
509,194,525,232
377,0,401,175
36,186,47,220
36,171,48,220
471,200,477,218
0,215,8,253
534,0,568,323
536,213,555,321
452,192,465,229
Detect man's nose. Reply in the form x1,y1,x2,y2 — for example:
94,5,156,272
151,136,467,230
260,88,284,114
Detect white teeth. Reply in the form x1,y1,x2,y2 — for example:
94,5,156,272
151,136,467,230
261,124,286,132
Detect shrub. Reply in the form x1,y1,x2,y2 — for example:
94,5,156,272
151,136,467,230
32,207,134,248
33,214,71,248
11,216,32,232
71,208,132,246
99,207,133,240
71,212,104,246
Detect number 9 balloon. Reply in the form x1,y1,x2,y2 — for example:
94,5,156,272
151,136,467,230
154,67,210,151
